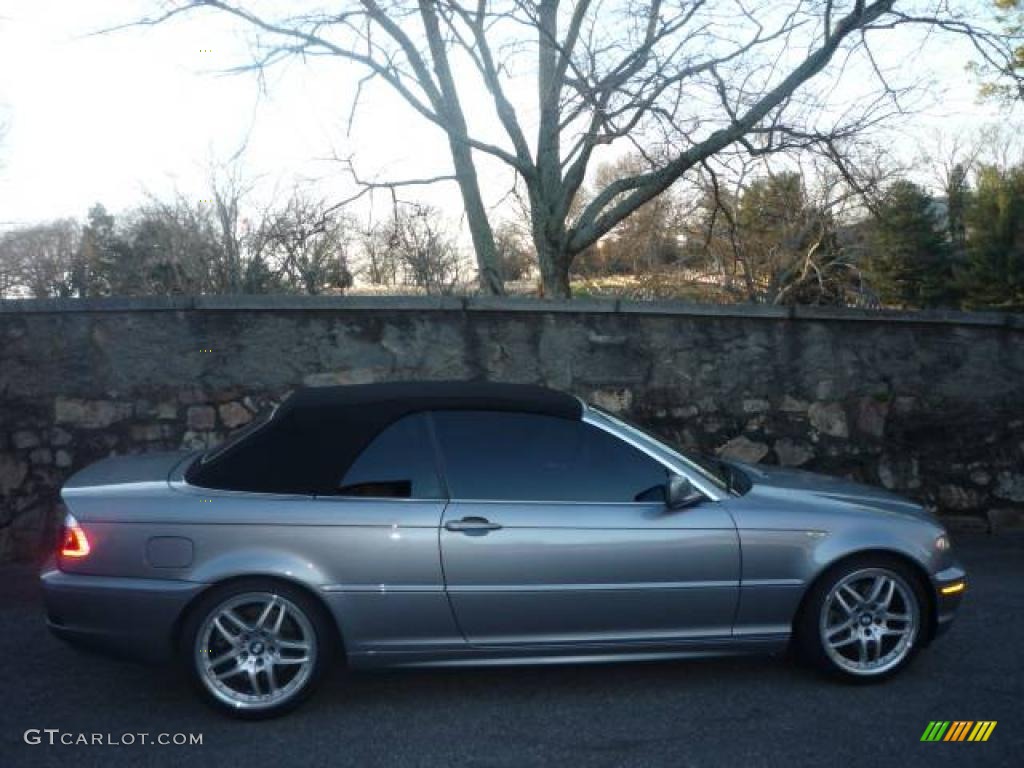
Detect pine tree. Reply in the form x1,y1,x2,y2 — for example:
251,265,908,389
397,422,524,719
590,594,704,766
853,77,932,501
867,181,955,308
80,203,140,295
961,164,1024,309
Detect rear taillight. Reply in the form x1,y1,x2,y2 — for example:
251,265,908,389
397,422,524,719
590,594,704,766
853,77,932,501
59,512,91,559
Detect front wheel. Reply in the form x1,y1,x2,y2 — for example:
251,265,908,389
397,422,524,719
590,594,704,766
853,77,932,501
797,557,926,681
182,579,335,718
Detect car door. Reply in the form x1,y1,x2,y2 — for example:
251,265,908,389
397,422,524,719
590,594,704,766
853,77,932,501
309,412,464,655
432,410,740,646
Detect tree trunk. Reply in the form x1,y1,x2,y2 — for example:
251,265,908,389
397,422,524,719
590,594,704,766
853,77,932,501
446,136,504,295
536,237,572,298
416,0,504,296
534,0,570,300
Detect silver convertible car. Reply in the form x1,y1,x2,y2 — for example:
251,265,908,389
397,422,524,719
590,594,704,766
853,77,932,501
41,381,966,717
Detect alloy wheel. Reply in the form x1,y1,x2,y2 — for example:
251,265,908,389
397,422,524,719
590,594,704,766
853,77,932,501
819,567,919,676
195,591,317,711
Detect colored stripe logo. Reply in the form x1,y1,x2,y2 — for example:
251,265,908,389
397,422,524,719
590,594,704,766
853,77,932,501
921,721,997,742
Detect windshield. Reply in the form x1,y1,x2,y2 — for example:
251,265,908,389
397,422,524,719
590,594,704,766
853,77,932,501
588,405,736,493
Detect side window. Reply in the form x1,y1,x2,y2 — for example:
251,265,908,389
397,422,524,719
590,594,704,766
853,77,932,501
337,413,442,499
582,421,670,503
431,411,667,503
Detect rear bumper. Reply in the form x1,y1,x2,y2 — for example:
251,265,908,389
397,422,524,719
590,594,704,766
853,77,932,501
40,561,205,663
932,563,968,639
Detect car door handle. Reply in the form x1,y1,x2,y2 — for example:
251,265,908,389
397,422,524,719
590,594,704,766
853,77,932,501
444,516,503,533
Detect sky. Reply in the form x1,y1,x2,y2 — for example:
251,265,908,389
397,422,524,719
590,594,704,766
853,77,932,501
0,0,1013,234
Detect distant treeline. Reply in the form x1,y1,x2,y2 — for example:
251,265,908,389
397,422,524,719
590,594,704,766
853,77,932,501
2,154,1023,311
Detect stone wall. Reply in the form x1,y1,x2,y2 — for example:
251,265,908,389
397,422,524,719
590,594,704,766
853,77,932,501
2,295,1023,561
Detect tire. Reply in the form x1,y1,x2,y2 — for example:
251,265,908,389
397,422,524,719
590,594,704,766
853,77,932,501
795,555,927,682
180,578,336,719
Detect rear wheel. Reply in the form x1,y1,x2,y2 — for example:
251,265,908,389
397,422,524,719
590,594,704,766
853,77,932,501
797,557,925,681
182,579,334,718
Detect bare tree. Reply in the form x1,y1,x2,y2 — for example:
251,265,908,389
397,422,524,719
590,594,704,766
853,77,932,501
254,191,356,294
207,161,251,292
921,130,983,262
0,242,16,298
0,220,83,299
360,222,402,286
688,148,894,305
379,203,466,293
493,221,535,281
127,196,224,294
573,153,685,276
119,2,1024,297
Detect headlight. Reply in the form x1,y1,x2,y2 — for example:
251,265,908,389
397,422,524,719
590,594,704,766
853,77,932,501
935,534,951,552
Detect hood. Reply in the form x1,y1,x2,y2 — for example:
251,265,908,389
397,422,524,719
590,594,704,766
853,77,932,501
730,461,936,522
63,451,192,495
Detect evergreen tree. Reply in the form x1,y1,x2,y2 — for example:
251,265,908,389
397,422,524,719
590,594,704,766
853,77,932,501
946,163,969,261
80,203,139,295
866,181,955,308
961,164,1024,309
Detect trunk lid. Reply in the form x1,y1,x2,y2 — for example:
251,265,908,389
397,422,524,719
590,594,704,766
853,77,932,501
63,451,192,495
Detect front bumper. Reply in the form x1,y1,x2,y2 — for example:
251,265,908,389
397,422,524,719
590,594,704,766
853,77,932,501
41,561,205,663
931,563,968,640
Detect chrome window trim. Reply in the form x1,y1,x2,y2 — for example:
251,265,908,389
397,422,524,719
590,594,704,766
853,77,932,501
582,407,727,502
313,495,446,503
170,477,313,501
174,477,446,504
439,498,683,507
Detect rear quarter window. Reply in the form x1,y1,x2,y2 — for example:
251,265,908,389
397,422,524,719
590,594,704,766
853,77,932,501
335,413,443,499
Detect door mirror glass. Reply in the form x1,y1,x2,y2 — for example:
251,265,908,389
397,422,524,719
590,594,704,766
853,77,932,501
666,474,703,509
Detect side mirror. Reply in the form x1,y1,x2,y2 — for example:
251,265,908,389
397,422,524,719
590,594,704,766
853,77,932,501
666,474,703,509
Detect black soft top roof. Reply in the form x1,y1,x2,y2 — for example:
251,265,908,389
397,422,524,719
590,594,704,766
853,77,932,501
187,381,582,495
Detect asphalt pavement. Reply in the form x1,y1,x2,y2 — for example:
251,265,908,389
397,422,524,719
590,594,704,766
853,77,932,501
1,533,1021,768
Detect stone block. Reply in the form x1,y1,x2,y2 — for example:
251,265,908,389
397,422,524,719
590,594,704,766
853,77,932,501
49,427,72,446
856,398,888,439
187,406,217,432
780,395,809,413
589,388,634,413
0,455,28,495
808,402,849,438
775,438,814,467
55,398,133,429
718,436,770,464
12,430,41,450
219,402,253,429
995,471,1024,502
937,484,984,511
29,448,52,465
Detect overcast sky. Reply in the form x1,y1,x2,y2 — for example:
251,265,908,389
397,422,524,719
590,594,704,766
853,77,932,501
0,0,1012,232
